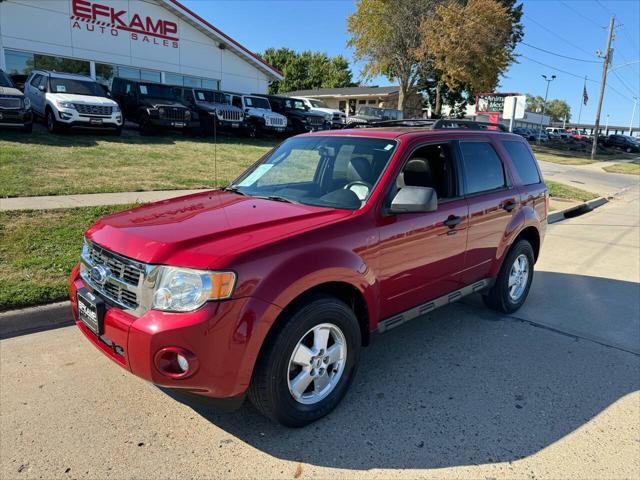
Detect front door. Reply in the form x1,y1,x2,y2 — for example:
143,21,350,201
377,142,469,319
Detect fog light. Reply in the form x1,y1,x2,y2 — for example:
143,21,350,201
154,347,199,379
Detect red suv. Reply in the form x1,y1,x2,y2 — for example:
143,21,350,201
69,120,548,427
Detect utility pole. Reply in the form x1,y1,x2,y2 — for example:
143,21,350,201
537,74,556,143
630,97,638,137
591,16,615,159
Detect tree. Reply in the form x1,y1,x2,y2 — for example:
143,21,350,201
546,99,571,122
347,0,438,114
417,0,518,117
262,48,354,94
525,94,545,113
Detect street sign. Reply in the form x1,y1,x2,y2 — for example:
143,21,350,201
475,92,519,114
503,95,527,120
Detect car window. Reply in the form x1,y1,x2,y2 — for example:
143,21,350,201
0,71,13,88
30,74,43,88
502,141,541,185
459,141,506,195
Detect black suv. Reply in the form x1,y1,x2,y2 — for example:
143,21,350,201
603,134,640,153
252,94,329,135
0,69,33,133
173,87,244,135
111,78,199,135
345,106,403,127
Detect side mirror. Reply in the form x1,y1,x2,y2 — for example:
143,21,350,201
389,186,438,214
38,85,45,92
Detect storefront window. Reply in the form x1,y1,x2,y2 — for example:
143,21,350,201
140,69,161,83
117,66,141,81
95,63,116,89
4,50,89,76
165,73,184,86
202,79,219,90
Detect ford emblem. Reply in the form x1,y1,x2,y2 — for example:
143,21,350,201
90,265,110,286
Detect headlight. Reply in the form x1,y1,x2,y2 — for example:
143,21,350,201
324,113,332,121
158,107,165,115
113,104,120,113
57,100,75,109
185,110,191,120
23,97,31,109
152,267,236,312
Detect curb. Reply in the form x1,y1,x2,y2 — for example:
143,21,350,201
0,302,74,340
548,196,609,224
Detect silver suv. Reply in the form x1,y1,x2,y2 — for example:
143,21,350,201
226,92,287,137
24,70,123,134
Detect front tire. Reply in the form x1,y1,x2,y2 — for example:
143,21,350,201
46,109,64,134
248,295,361,427
483,240,535,314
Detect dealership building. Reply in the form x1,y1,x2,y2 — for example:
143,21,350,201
0,0,282,92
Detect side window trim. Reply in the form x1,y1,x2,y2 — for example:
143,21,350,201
455,138,511,198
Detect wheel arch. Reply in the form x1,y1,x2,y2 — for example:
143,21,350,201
514,225,541,262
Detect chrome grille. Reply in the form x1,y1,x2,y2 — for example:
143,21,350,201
308,116,324,127
74,104,113,116
219,109,242,121
161,107,186,121
81,241,144,310
0,97,22,109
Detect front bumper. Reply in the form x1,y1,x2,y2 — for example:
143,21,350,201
147,117,200,130
69,264,281,400
56,108,122,129
0,108,32,127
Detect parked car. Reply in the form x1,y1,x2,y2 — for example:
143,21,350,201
603,134,640,153
24,70,123,134
0,69,33,132
291,96,346,128
546,127,570,139
111,77,199,135
226,92,288,137
173,86,244,135
512,127,531,139
70,120,547,427
346,106,403,126
253,94,329,134
531,128,550,142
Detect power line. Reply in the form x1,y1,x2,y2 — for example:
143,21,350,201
594,0,640,57
524,14,596,58
610,68,638,97
518,54,633,102
520,41,601,63
558,0,604,29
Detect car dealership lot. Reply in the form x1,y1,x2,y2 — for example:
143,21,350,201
1,185,638,479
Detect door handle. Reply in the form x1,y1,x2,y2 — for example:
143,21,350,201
444,215,462,228
503,200,517,212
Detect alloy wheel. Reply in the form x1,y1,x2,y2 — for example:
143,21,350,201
287,323,347,405
508,254,530,301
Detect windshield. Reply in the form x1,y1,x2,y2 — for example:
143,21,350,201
284,98,308,110
0,71,13,88
357,106,384,118
229,136,397,210
194,89,227,104
49,78,106,97
244,96,271,109
138,83,175,99
309,99,328,108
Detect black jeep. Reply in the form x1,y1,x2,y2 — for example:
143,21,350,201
0,69,33,133
252,94,329,135
173,87,244,135
345,106,403,127
111,77,199,135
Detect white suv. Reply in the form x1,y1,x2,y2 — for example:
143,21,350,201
292,96,346,128
24,70,123,134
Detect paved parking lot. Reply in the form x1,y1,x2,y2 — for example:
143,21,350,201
1,184,639,479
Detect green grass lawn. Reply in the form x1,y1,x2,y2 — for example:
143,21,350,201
546,180,599,202
603,160,640,175
0,127,278,198
531,144,633,166
0,205,135,311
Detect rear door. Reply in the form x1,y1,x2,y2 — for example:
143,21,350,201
457,138,519,284
26,74,46,115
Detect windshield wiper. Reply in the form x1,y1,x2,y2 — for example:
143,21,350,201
255,195,299,204
221,185,247,196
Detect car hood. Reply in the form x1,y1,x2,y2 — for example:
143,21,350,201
197,102,242,113
247,107,286,121
139,97,186,108
49,93,117,106
85,190,352,269
0,86,24,97
311,107,343,116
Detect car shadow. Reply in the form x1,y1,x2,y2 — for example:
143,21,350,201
162,271,639,470
1,122,278,148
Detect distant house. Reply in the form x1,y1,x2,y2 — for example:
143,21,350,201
283,86,423,118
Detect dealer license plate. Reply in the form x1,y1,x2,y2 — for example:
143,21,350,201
172,122,186,128
77,288,105,335
0,113,3,120
90,118,103,125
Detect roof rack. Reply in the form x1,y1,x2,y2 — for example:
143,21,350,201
357,119,507,132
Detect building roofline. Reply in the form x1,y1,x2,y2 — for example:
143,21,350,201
161,0,284,81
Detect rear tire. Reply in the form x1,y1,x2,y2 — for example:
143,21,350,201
248,295,361,427
483,240,535,314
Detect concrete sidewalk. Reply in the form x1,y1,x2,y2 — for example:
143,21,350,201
0,189,211,211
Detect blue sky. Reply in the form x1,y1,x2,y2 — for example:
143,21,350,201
182,0,640,127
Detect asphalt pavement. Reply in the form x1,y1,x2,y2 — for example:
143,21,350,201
1,178,639,479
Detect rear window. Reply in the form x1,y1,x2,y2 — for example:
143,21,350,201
459,142,506,194
502,141,541,185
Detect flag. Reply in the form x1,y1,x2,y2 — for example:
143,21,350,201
582,84,589,106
